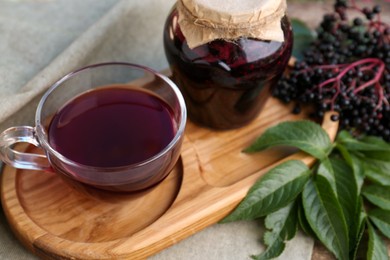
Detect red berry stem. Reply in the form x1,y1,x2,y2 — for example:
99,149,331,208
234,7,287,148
353,58,385,94
296,58,387,111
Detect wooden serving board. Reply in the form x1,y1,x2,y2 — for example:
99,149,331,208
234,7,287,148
1,97,338,259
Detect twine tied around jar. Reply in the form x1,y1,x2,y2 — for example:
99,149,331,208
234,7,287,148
177,0,287,49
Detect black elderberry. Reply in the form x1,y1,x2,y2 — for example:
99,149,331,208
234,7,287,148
330,114,340,121
362,7,374,20
273,0,390,140
372,5,381,14
353,18,363,26
292,105,301,114
335,0,347,8
373,30,381,39
363,123,371,132
340,23,350,33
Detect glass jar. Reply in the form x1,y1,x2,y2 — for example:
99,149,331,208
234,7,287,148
163,0,293,130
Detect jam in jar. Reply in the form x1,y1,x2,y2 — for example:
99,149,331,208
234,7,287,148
164,0,293,129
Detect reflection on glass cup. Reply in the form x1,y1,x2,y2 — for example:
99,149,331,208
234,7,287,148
0,62,187,192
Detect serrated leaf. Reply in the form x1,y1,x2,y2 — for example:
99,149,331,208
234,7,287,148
369,208,390,239
359,136,390,161
317,158,337,194
336,144,365,193
244,120,332,161
291,18,315,60
363,150,390,161
331,158,358,226
337,131,390,152
298,200,316,238
251,237,285,260
360,135,390,146
302,176,349,260
363,159,390,186
221,160,310,223
256,202,298,260
362,184,390,210
350,211,367,260
264,201,298,246
367,223,389,260
329,157,361,253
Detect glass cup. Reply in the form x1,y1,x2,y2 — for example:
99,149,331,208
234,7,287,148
0,62,187,192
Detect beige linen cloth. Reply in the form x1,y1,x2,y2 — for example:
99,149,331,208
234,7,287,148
0,0,314,259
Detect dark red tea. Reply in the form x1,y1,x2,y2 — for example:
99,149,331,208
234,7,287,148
48,86,176,167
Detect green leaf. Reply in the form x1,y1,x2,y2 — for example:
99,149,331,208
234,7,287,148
244,120,332,161
317,158,337,194
329,157,361,253
360,135,390,146
336,144,365,193
251,238,285,260
363,159,390,186
367,223,389,260
253,202,298,260
264,201,298,245
221,160,310,223
369,208,390,239
331,158,358,226
291,18,315,60
350,211,367,260
360,136,390,161
337,131,390,152
362,184,390,210
363,150,390,161
298,199,317,238
302,176,349,260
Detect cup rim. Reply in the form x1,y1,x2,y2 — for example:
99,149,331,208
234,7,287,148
35,62,187,171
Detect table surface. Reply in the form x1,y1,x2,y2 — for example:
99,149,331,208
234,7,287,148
0,0,389,259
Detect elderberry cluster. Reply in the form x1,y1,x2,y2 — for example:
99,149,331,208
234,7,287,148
274,0,390,141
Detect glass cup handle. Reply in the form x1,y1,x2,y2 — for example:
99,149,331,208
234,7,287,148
0,126,51,171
